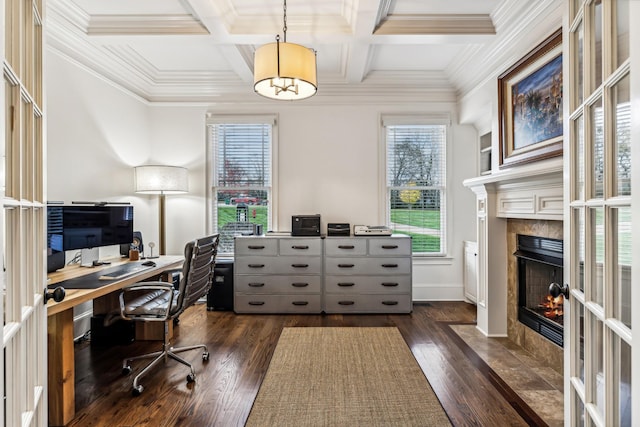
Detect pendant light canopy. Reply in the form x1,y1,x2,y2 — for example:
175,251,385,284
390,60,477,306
253,0,317,101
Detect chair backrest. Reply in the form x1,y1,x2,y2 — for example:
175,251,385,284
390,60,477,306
172,234,220,317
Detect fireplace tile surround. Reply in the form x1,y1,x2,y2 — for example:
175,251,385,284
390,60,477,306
508,219,563,374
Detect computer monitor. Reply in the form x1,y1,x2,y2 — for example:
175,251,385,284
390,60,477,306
47,205,134,252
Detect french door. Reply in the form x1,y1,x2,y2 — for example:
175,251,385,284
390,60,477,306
2,0,48,426
565,0,636,425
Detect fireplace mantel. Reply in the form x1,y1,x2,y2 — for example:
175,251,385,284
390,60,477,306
463,161,563,221
462,159,564,337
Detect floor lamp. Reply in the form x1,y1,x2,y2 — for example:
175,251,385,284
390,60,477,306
134,165,188,256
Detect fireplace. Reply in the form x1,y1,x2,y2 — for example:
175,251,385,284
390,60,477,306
514,234,564,347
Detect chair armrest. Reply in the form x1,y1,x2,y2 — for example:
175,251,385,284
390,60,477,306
119,282,177,321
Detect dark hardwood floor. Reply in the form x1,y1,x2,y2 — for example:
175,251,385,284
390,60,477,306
68,302,538,427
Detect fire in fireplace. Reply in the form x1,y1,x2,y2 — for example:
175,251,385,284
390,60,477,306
514,234,564,347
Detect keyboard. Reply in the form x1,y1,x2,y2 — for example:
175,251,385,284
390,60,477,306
99,264,152,280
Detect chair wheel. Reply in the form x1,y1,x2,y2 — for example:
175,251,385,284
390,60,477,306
173,317,180,326
122,366,132,376
187,373,196,383
202,352,210,361
132,385,144,396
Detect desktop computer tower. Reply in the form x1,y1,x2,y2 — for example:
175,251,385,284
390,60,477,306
207,258,234,311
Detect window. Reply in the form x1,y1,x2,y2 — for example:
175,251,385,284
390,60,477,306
383,117,448,255
208,116,276,254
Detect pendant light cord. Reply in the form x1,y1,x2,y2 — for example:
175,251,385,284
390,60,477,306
283,0,287,42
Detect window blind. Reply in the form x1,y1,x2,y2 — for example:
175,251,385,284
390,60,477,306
209,121,273,253
385,124,447,255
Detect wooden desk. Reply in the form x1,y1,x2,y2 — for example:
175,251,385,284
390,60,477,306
47,256,183,426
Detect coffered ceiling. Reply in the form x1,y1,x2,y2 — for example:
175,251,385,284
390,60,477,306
46,0,556,103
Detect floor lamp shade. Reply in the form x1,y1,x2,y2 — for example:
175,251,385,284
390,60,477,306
134,165,188,256
134,165,189,194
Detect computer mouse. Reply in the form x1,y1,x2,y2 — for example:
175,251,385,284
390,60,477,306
142,260,156,267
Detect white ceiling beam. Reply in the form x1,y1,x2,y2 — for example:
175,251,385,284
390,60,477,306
86,15,209,35
375,14,495,35
183,0,255,82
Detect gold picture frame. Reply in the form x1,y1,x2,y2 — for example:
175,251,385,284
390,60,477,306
498,29,563,168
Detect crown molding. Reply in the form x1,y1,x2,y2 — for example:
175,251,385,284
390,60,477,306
447,0,562,99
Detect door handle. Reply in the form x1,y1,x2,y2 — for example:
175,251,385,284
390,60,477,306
549,282,569,299
44,286,66,304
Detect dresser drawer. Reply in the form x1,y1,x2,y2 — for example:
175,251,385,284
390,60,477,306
323,294,412,313
325,257,411,275
234,256,280,274
235,275,321,294
324,238,366,256
234,294,322,313
274,256,322,274
324,275,411,294
235,256,322,275
235,238,278,256
279,238,322,256
368,237,412,256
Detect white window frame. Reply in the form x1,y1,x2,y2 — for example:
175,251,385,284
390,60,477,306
380,114,451,257
206,114,279,255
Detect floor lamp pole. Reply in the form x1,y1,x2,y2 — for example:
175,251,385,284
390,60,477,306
159,193,166,255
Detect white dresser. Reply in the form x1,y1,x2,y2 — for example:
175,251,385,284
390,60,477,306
324,235,412,313
234,236,323,313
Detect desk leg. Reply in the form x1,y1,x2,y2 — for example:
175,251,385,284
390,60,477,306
48,310,75,426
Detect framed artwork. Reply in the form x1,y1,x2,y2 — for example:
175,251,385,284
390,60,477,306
498,29,563,168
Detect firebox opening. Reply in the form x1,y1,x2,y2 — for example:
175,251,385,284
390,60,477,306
515,235,564,347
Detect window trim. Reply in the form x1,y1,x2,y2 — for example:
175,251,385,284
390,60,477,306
206,114,279,250
379,113,451,257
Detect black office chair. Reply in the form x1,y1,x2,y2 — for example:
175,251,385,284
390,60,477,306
119,234,220,396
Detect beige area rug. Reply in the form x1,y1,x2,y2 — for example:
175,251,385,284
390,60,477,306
245,327,452,427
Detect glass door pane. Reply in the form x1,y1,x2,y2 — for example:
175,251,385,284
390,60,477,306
590,98,604,199
613,74,631,197
613,206,631,328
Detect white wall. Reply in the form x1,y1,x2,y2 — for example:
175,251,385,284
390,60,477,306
47,48,478,300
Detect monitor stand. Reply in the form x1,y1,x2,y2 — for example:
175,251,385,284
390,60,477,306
80,247,99,267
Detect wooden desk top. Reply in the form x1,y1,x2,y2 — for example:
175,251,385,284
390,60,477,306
46,255,183,316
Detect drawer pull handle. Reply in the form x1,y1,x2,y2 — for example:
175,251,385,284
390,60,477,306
381,263,398,268
291,282,309,287
338,245,355,249
382,301,399,306
381,245,399,249
247,245,265,250
291,245,309,250
337,282,355,287
292,301,309,306
248,301,265,306
248,264,265,268
291,264,309,268
338,263,355,268
338,301,355,306
248,282,265,287
381,282,399,287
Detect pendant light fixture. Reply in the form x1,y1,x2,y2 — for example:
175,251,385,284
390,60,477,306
253,0,317,100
